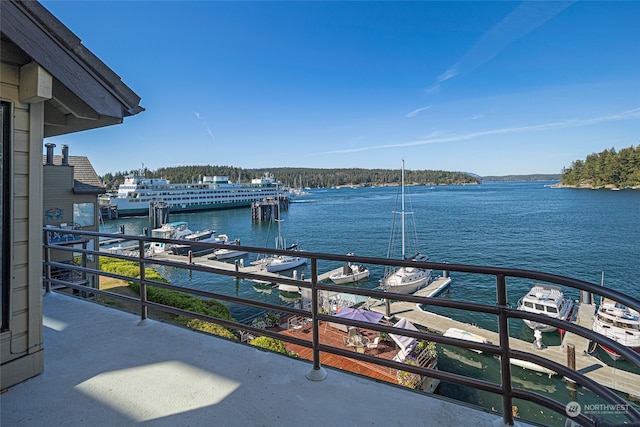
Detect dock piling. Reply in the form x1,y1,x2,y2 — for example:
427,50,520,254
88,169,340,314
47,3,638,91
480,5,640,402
567,343,577,394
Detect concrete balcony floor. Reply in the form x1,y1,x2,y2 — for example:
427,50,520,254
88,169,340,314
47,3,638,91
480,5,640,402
2,292,533,426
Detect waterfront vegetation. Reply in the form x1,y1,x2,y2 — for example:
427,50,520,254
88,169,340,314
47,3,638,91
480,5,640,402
101,165,481,191
248,336,298,357
99,257,236,340
560,145,640,188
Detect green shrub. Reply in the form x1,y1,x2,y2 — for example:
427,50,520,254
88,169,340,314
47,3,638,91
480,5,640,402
184,319,237,341
249,336,298,358
100,257,235,334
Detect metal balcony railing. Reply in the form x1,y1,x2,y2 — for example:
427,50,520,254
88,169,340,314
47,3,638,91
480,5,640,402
42,227,640,427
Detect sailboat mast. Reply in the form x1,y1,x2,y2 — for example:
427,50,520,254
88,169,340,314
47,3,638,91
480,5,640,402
401,159,405,260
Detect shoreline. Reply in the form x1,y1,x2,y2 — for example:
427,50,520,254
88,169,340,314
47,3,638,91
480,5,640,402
550,183,640,190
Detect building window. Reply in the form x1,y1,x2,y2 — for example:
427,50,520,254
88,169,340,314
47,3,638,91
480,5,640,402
1,101,11,330
73,202,95,227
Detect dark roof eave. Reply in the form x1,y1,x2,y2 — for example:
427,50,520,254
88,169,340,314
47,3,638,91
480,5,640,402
5,0,143,119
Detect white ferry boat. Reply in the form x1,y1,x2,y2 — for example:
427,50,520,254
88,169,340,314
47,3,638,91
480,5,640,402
101,172,282,216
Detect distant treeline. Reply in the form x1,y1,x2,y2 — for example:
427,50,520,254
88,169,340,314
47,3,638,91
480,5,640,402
560,145,640,187
481,174,560,182
101,165,481,191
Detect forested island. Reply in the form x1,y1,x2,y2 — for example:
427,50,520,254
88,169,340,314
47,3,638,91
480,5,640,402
482,174,560,182
559,145,640,188
101,166,480,191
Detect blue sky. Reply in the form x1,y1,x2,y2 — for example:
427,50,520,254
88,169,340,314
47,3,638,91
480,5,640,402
42,1,639,177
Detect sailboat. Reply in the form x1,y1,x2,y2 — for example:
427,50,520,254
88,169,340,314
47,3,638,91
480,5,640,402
379,160,432,294
251,184,307,273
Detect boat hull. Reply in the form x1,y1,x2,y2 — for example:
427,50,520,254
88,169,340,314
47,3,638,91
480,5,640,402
522,320,558,333
329,270,370,284
381,267,431,294
266,256,307,272
214,249,248,260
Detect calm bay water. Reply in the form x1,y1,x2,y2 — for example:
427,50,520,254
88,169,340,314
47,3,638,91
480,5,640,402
101,181,640,426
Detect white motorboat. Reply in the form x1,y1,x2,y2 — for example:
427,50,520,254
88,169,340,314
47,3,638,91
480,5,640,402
170,229,223,255
517,284,575,332
329,261,370,284
150,221,193,254
592,298,640,360
252,191,307,272
443,327,488,354
510,358,556,377
266,243,307,272
380,160,432,294
213,237,248,260
277,283,300,293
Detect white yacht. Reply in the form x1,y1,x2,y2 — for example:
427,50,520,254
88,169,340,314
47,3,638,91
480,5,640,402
517,284,575,332
170,230,223,255
592,298,640,360
150,221,193,254
213,238,248,260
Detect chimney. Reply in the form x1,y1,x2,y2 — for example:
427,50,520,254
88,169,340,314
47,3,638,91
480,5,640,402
45,143,56,165
61,144,69,165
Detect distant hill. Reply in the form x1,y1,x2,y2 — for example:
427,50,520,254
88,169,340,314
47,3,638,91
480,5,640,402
481,174,561,182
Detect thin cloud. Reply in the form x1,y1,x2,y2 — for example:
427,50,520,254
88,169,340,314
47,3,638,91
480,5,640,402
428,2,574,91
405,105,432,118
312,108,640,156
194,111,216,142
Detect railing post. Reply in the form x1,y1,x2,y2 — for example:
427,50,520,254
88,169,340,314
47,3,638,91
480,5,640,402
43,230,52,293
497,274,514,426
139,239,148,321
306,257,327,381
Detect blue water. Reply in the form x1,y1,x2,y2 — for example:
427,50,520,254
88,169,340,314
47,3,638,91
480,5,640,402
101,182,640,426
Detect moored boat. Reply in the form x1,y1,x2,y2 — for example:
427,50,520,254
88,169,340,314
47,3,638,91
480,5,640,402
150,221,193,254
213,238,248,260
517,284,575,332
591,298,640,360
380,160,432,294
253,207,307,272
329,261,370,284
442,327,488,354
170,230,222,255
266,243,307,272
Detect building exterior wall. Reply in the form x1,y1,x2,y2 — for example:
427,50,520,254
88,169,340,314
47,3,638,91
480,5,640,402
0,62,45,388
43,161,101,286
